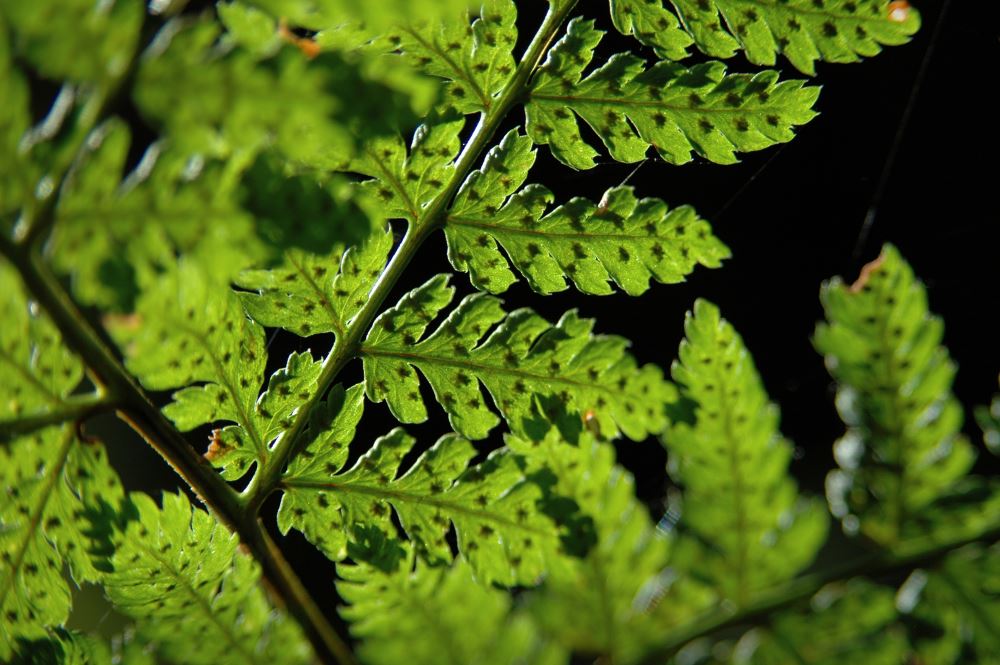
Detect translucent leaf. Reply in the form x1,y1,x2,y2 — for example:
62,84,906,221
668,0,921,75
236,224,393,338
353,117,463,226
751,580,908,664
338,547,565,665
445,130,729,295
103,493,310,665
1,426,124,659
48,121,265,311
279,402,558,586
109,261,276,481
815,244,975,544
0,0,141,84
135,17,408,168
609,0,694,60
510,430,679,663
9,629,114,665
975,378,1000,455
361,274,676,440
0,19,34,220
665,299,827,606
236,0,477,32
906,544,1000,665
387,0,518,114
525,18,818,169
0,261,86,430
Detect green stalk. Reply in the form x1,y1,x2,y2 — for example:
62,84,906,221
245,0,580,513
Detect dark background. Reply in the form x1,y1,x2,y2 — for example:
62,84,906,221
80,0,1000,639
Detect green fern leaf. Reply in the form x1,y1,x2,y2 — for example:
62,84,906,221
0,0,141,84
9,629,116,665
279,403,558,586
338,547,564,665
0,263,87,430
48,121,267,310
668,0,921,75
1,426,124,658
525,18,818,169
236,224,393,338
665,299,827,605
446,130,729,295
361,274,675,440
387,0,518,114
103,492,310,665
815,244,975,544
353,117,463,225
906,544,1000,664
111,261,276,480
510,429,680,663
233,0,479,32
0,20,34,221
609,0,694,60
751,580,908,664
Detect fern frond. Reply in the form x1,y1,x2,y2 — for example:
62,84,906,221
279,398,558,586
110,261,289,480
668,0,921,75
361,274,676,440
525,18,818,169
352,117,463,226
509,430,677,663
0,0,141,84
236,225,393,338
338,548,564,665
48,121,267,310
907,544,1000,664
0,262,87,431
103,492,310,665
9,629,116,665
445,130,729,295
609,0,695,60
751,580,908,664
232,0,479,32
1,426,124,658
815,244,975,544
665,299,827,605
0,20,33,220
386,0,518,114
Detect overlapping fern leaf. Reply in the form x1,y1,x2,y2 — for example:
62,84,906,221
664,299,827,605
276,384,560,586
362,273,675,441
815,245,976,544
103,492,310,665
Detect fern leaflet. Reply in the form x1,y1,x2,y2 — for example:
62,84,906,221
362,274,675,440
815,244,975,544
103,492,310,665
609,0,695,60
445,130,729,295
668,0,921,75
665,299,827,605
279,388,558,586
526,18,819,169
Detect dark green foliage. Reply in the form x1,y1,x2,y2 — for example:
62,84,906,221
3,1,993,665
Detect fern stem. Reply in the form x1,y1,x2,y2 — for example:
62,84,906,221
637,518,1000,664
246,0,580,513
0,236,355,665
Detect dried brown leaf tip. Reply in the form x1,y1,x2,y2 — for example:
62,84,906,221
278,18,321,59
887,1,911,23
205,428,231,461
849,251,887,293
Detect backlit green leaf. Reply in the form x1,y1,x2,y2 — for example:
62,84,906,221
446,130,728,295
668,0,921,75
665,299,827,605
815,244,975,544
526,18,818,169
362,274,676,440
609,0,694,60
